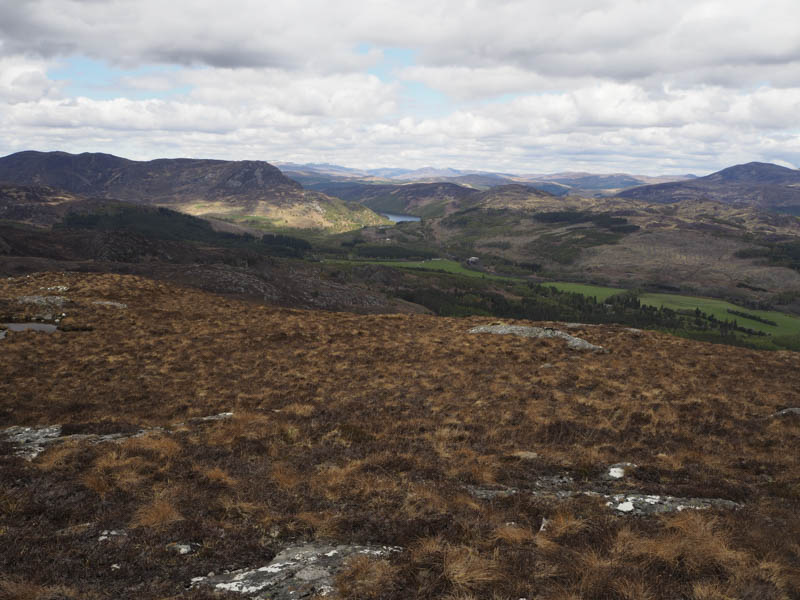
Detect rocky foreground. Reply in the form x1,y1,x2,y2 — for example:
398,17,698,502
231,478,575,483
1,272,799,599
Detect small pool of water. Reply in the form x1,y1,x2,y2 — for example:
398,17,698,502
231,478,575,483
2,323,58,334
380,213,422,223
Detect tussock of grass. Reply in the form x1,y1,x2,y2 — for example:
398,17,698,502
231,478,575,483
131,494,184,529
335,555,400,599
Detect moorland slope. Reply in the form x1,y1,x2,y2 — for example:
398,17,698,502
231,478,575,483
0,272,798,599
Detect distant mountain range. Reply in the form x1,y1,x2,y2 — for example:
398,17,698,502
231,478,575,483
0,151,388,231
278,161,696,196
619,162,800,213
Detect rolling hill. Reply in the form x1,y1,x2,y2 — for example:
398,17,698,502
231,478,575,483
619,162,800,212
359,183,800,309
303,181,482,218
0,151,388,232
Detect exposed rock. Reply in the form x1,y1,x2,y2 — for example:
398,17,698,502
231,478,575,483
1,425,63,460
167,542,196,555
605,494,742,515
17,295,68,308
1,414,231,460
14,295,69,320
98,530,128,542
0,424,158,460
92,300,127,309
605,463,637,479
468,324,605,352
466,471,742,516
190,543,401,598
465,484,518,500
771,407,800,418
173,412,234,427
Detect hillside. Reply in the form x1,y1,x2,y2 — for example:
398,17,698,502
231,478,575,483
365,189,800,308
1,272,798,599
619,162,800,212
0,191,421,315
303,181,481,218
0,152,389,232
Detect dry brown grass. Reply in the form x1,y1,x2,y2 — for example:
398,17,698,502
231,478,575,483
199,466,236,487
283,402,315,417
442,546,499,592
334,555,400,599
131,492,184,529
491,523,535,545
1,272,799,599
0,580,80,600
120,433,181,459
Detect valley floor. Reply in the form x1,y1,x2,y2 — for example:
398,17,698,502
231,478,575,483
1,272,799,599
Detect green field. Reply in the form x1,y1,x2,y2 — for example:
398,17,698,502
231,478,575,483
331,258,511,279
547,281,800,339
638,292,800,336
544,282,625,302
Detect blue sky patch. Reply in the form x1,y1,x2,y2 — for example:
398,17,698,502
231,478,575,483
49,57,191,100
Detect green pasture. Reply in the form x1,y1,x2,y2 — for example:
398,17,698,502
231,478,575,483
547,281,800,339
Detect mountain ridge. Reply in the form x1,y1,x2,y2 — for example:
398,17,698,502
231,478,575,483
619,161,800,210
0,151,388,232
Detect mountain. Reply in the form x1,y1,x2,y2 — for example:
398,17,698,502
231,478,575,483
0,151,389,232
619,162,800,211
0,150,301,202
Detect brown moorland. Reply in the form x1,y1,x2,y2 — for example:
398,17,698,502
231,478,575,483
1,272,799,599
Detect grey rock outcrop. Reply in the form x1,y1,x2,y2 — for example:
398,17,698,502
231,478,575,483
771,407,800,418
190,543,401,598
468,324,605,352
1,425,63,460
605,494,741,515
466,469,742,516
92,300,128,309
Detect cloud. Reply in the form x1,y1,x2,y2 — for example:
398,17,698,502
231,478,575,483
1,0,799,173
0,56,62,103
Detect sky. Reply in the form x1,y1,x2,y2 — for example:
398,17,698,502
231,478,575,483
1,0,799,175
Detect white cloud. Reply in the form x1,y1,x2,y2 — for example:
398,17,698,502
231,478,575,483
1,0,800,173
0,56,62,103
